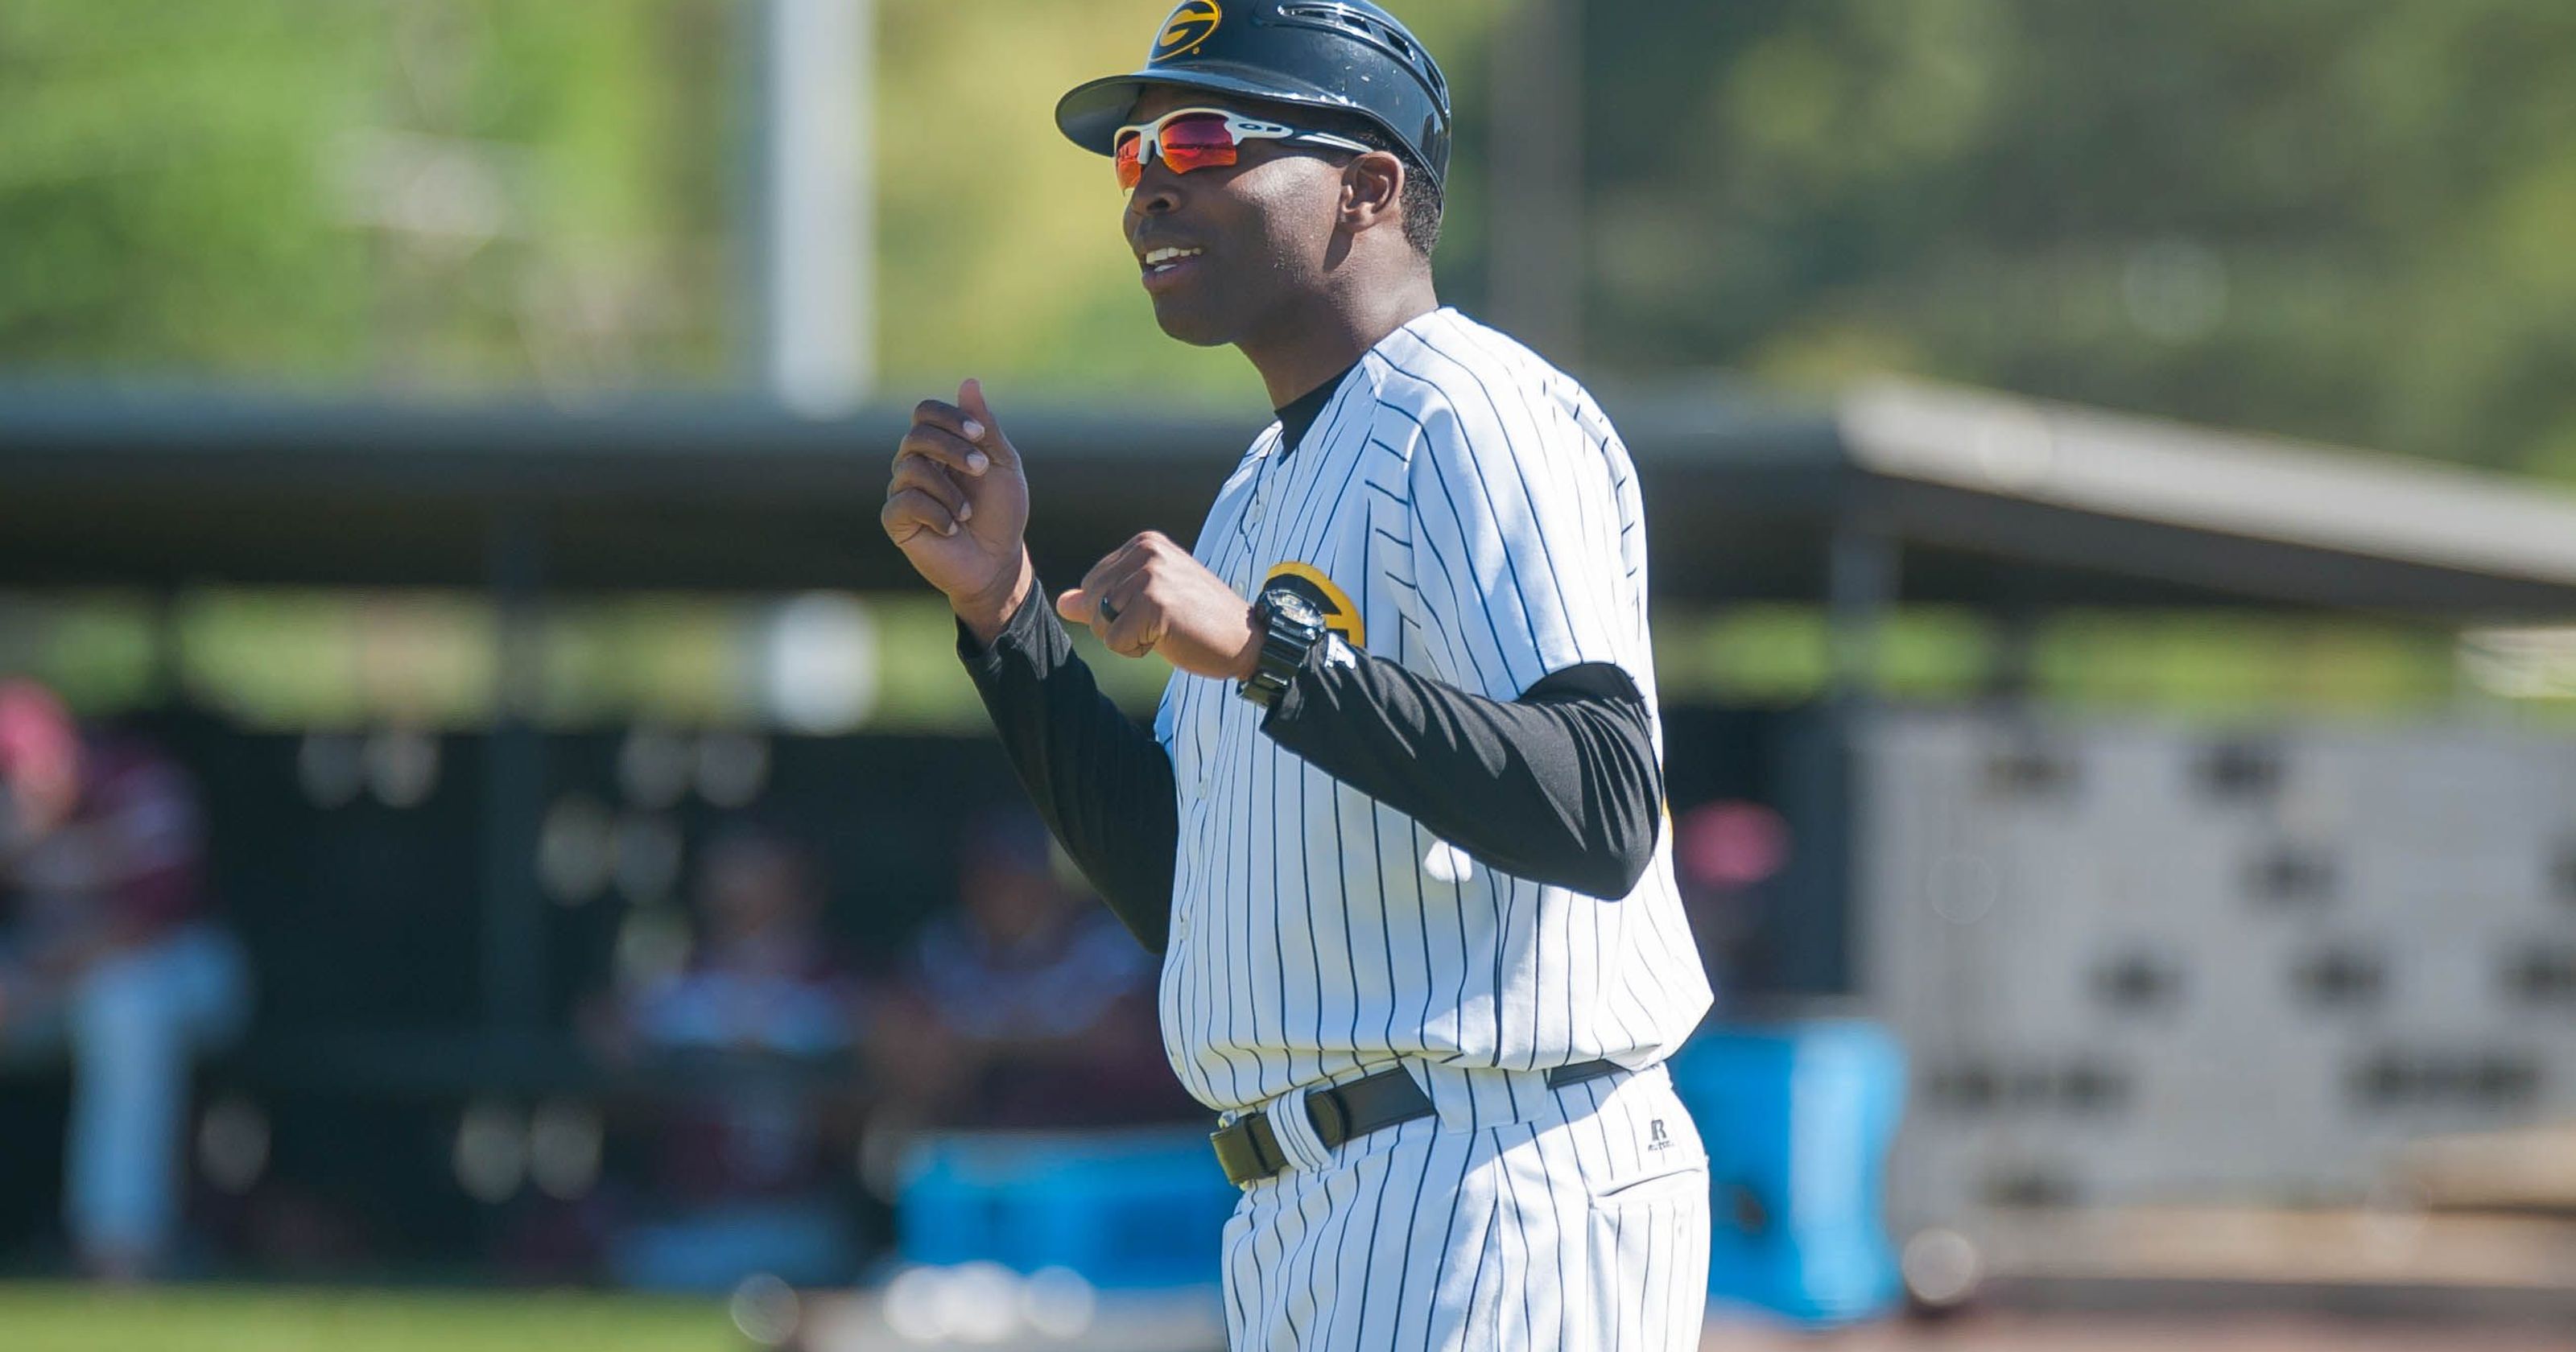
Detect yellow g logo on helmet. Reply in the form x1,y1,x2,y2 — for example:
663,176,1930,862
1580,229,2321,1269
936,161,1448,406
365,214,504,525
1264,562,1364,647
1156,1,1222,60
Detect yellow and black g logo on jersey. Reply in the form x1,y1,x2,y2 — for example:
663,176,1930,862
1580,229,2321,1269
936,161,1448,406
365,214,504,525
1156,1,1222,60
1264,562,1364,647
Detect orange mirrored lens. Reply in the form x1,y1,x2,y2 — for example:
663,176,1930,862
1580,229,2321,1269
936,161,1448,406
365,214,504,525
1158,142,1239,175
1114,113,1242,188
1158,114,1239,174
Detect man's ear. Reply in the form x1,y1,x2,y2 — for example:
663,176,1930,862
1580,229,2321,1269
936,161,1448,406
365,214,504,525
1341,150,1406,234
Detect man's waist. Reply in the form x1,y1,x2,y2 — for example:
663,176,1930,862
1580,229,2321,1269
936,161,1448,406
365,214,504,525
1209,1057,1631,1189
1175,1028,1694,1117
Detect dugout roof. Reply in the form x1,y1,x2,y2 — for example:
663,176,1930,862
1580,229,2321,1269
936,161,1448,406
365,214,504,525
5,379,2575,620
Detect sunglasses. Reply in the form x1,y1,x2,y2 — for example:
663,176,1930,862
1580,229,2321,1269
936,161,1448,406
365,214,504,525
1113,107,1374,190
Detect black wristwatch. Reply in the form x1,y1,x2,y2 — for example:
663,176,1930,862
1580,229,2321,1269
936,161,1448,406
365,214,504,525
1239,586,1327,710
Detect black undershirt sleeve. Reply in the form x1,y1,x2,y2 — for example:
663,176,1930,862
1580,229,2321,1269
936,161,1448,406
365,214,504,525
1261,363,1661,893
956,586,1178,953
957,565,1662,950
1259,645,1665,900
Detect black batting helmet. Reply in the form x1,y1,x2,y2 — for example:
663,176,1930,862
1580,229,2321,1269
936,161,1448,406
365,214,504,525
1055,1,1453,193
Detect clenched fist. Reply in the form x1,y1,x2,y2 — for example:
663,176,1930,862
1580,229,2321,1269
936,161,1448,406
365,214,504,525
883,379,1034,640
1057,531,1261,682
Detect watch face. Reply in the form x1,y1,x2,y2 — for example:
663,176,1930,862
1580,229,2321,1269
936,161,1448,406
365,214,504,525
1265,587,1323,629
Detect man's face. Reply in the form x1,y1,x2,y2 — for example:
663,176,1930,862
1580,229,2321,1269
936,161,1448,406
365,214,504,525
0,683,80,835
1121,89,1352,348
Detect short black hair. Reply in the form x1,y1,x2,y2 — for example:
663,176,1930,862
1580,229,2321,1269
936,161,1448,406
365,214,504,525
1310,112,1443,258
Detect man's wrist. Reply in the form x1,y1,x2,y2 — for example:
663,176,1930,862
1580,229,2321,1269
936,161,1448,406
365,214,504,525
955,554,1037,645
1229,601,1265,682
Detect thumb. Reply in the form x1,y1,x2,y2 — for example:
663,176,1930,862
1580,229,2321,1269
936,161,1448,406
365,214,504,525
958,378,1013,464
1055,588,1095,624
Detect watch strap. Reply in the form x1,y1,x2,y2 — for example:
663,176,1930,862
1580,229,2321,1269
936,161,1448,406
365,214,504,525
1241,589,1326,708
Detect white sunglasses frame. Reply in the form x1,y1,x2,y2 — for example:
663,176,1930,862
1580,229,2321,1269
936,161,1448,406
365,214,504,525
1113,106,1376,183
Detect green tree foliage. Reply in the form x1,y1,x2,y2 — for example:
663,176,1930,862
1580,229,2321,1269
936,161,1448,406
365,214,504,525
0,0,731,387
0,2,374,374
1583,0,2576,477
2,0,2571,480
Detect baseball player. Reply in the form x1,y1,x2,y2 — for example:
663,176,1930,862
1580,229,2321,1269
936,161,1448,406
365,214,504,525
881,3,1715,1347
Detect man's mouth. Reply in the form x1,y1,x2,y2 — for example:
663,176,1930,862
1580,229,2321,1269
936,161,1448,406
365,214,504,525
1141,245,1205,276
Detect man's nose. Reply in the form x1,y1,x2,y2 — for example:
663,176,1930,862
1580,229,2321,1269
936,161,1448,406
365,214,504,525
1130,163,1183,216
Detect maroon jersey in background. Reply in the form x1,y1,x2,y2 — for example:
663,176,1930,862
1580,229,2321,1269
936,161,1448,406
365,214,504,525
6,736,208,951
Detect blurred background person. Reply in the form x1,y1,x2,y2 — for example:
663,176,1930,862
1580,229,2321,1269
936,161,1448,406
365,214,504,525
1673,798,1798,1022
583,821,868,1292
0,678,250,1281
872,807,1193,1130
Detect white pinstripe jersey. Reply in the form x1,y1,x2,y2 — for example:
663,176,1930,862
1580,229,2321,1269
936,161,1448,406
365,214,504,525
1150,307,1715,1114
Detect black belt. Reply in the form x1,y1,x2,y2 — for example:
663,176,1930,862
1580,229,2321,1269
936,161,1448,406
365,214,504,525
1208,1059,1624,1189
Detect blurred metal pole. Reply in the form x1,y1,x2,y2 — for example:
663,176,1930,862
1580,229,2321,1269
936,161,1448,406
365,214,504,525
1828,527,1901,702
481,510,547,1032
1487,0,1584,364
757,0,874,416
1806,526,1901,995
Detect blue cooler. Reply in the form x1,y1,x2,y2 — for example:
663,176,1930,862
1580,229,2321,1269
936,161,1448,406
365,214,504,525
1666,1021,1907,1325
897,1127,1238,1288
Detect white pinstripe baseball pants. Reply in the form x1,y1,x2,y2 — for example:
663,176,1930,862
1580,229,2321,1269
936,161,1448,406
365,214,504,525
1219,1061,1710,1351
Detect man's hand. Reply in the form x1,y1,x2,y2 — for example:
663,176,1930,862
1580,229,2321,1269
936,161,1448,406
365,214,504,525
883,379,1034,640
1056,532,1262,681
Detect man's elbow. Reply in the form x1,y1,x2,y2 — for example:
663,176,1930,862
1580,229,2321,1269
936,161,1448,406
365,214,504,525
1602,836,1660,899
1567,706,1663,899
1575,744,1664,900
1557,816,1658,900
